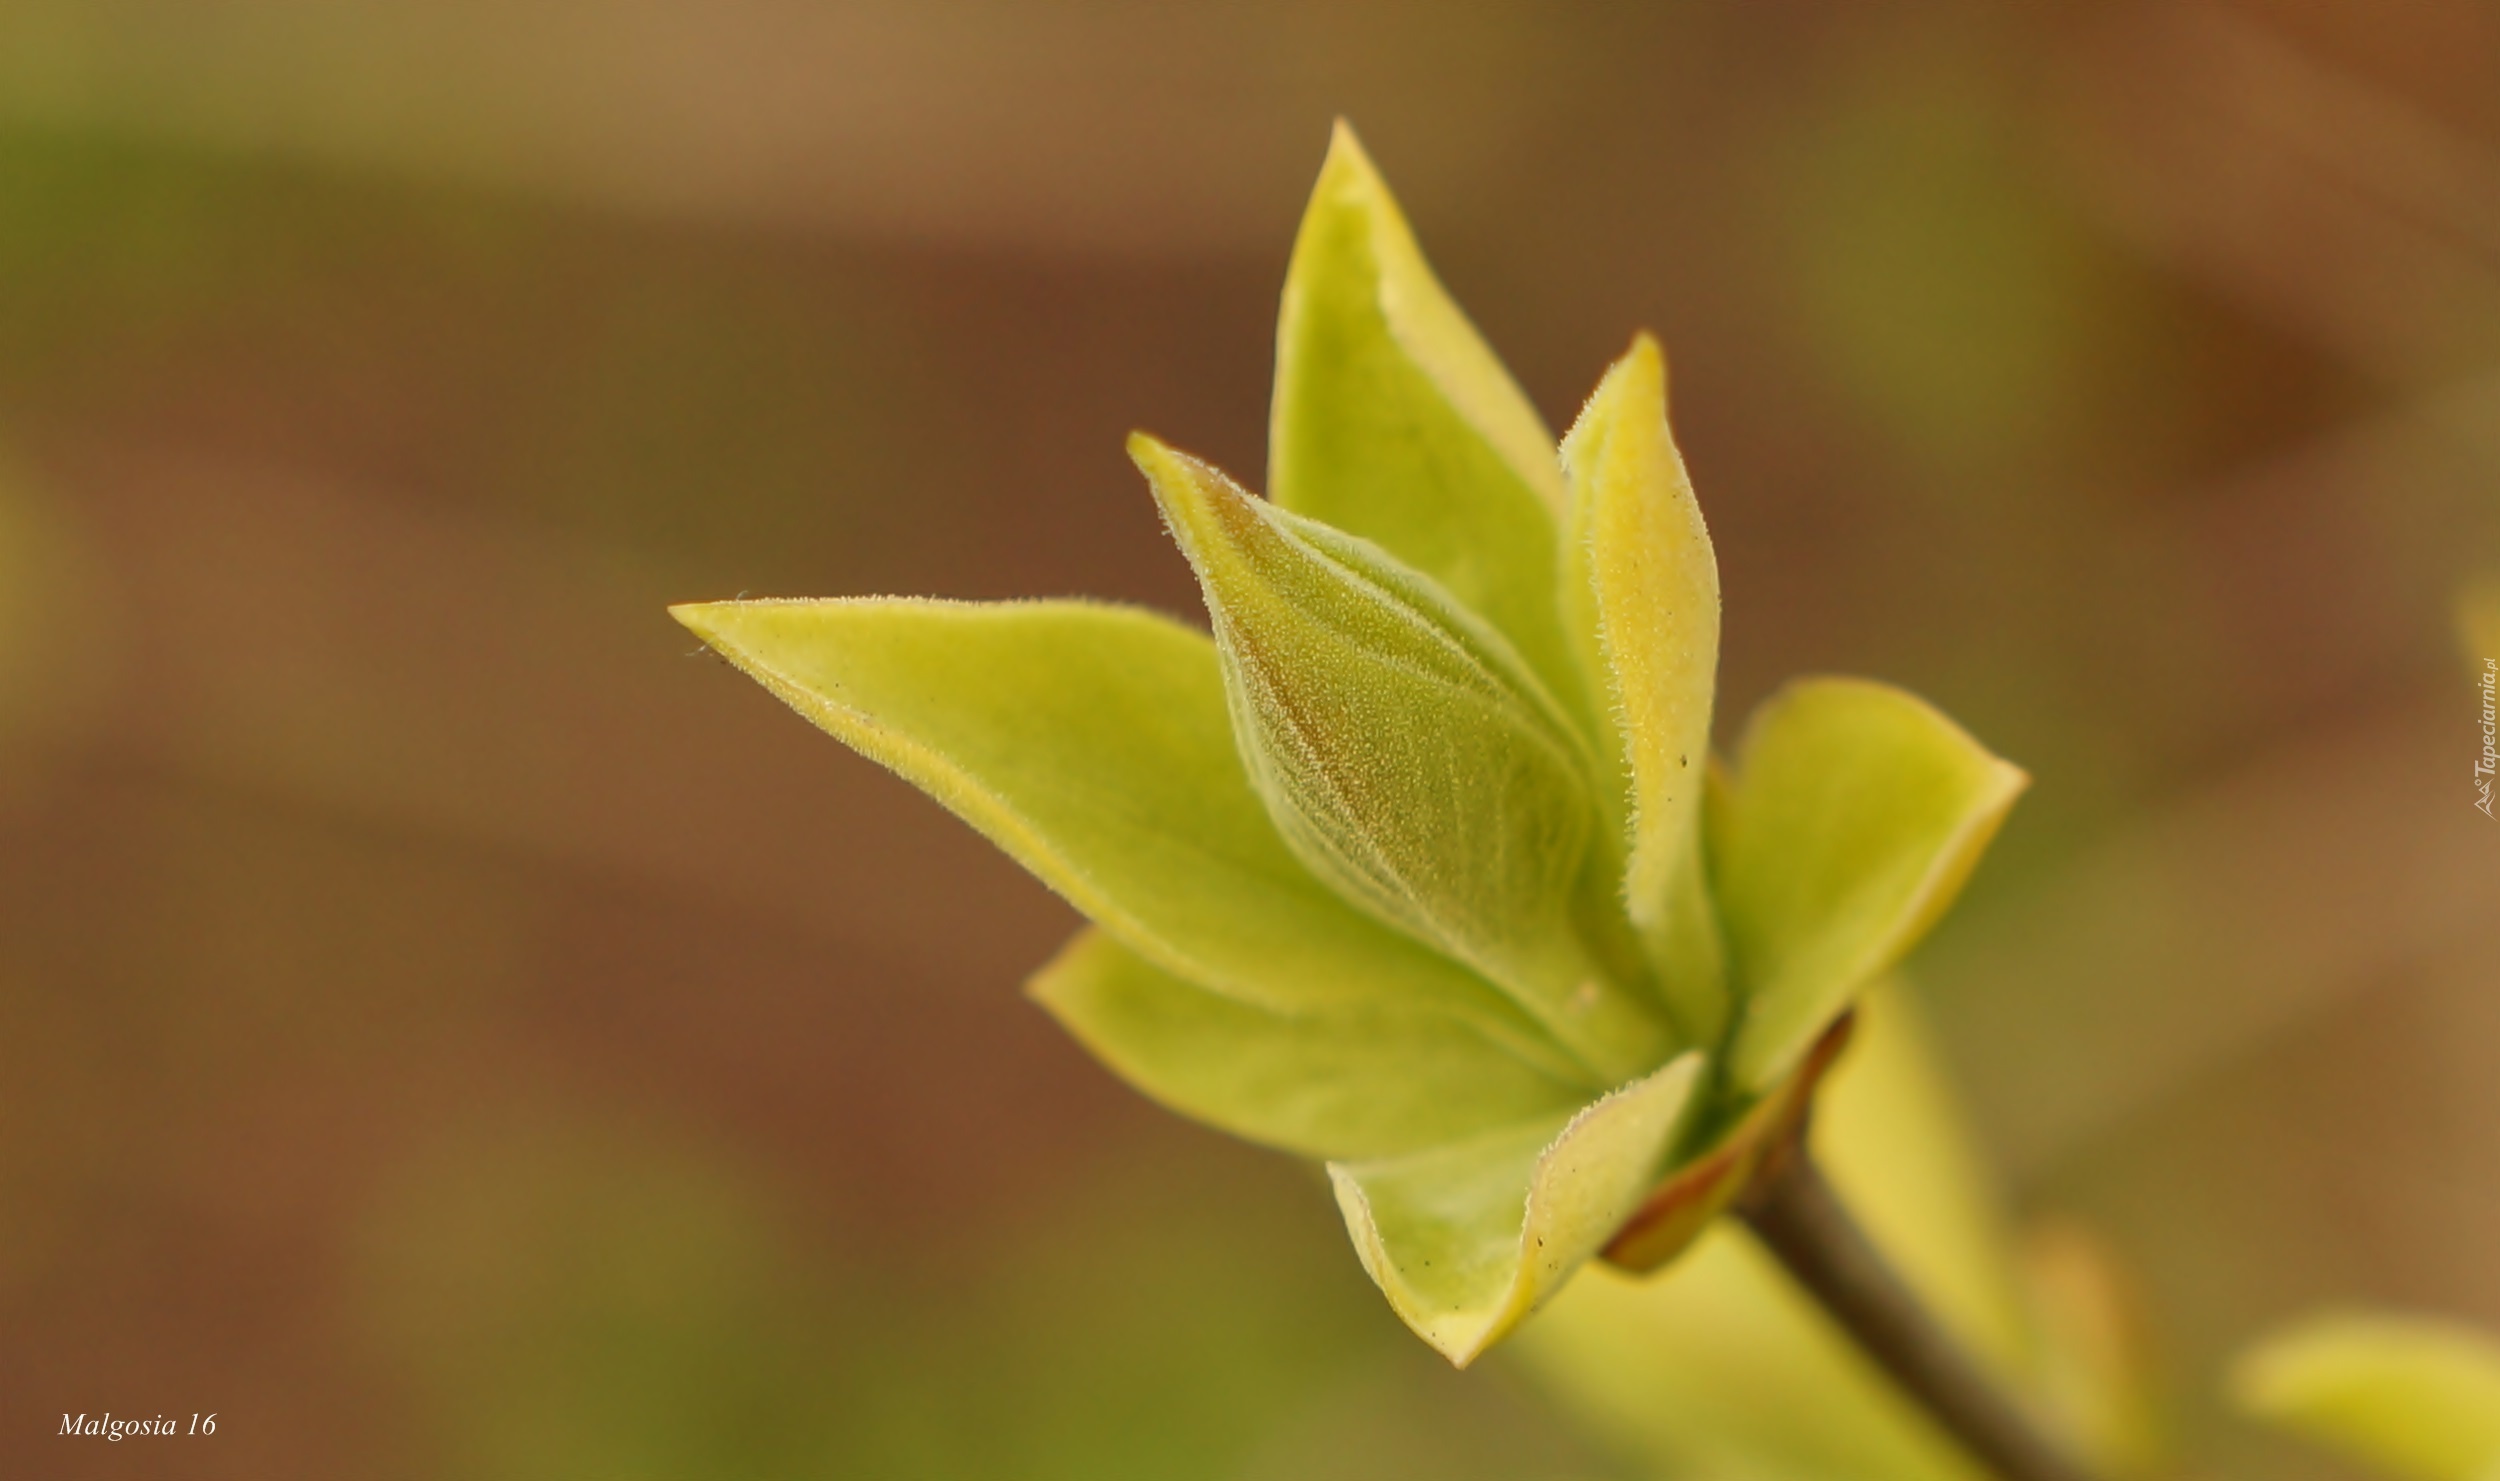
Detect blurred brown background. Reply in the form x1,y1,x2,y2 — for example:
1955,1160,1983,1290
1,1,2495,1477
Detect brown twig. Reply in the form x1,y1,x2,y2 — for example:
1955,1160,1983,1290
1737,1139,2101,1481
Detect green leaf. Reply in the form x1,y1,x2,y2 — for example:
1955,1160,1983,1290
1329,1051,1703,1367
1270,122,1582,713
2233,1313,2500,1481
1132,435,1674,1084
1715,678,2027,1091
1560,334,1728,1045
1028,927,1589,1161
673,597,1591,1085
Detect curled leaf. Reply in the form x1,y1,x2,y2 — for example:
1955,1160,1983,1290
1271,122,1582,711
1133,435,1672,1083
2233,1313,2500,1481
1714,678,2028,1091
1329,1051,1703,1366
1561,334,1728,1044
1028,927,1589,1161
672,597,1586,1082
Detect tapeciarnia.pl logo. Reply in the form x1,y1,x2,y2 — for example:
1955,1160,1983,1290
2476,657,2495,818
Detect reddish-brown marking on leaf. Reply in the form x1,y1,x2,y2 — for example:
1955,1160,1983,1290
1600,1013,1854,1272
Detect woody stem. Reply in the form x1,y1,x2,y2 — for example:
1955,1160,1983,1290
1736,1141,2100,1481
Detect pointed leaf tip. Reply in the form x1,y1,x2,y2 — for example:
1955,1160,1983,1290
1130,434,1266,563
670,600,725,639
1608,331,1667,402
1322,116,1371,174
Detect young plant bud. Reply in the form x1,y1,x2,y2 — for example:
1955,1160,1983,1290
680,126,2040,1374
1132,434,1675,1084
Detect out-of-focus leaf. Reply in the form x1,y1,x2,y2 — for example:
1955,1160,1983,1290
2462,576,2500,663
1714,678,2028,1091
672,598,1587,1083
1820,987,2032,1374
2232,1313,2500,1481
2025,1223,2164,1475
1329,1052,1702,1368
1531,1232,1987,1481
1511,985,2051,1481
1559,333,1727,1044
1269,122,1582,713
1027,927,1589,1161
1132,436,1671,1083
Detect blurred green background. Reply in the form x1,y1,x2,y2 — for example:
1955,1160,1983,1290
1,1,2495,1477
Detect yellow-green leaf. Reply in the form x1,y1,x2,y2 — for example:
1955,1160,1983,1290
1270,122,1582,712
1133,436,1673,1084
1560,333,1728,1045
2233,1313,2500,1481
1329,1051,1703,1367
673,597,1588,1084
1716,678,2027,1091
1028,926,1590,1161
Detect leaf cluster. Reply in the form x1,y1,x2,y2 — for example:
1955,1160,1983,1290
675,124,2025,1364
